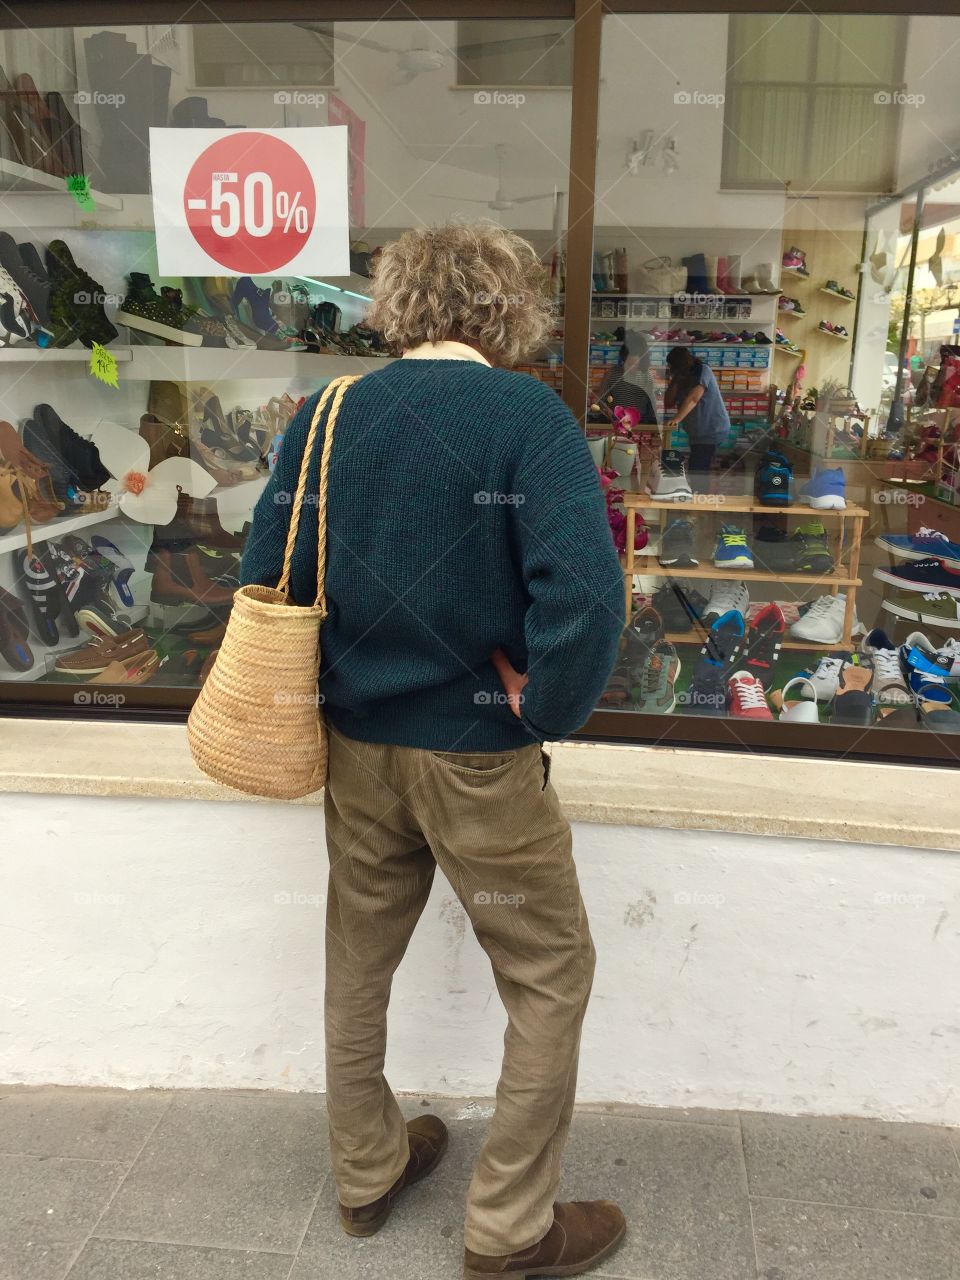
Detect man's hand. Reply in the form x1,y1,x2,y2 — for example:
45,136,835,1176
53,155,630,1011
491,648,529,719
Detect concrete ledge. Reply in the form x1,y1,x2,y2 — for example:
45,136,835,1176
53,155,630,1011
0,717,957,850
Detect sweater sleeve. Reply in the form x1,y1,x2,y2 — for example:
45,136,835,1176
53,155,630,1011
511,389,625,740
239,392,319,595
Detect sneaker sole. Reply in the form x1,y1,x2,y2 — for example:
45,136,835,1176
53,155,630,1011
645,491,693,502
803,495,846,510
874,567,960,598
875,536,960,571
117,308,204,347
714,557,754,569
658,555,699,567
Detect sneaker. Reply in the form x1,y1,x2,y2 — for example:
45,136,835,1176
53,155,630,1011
684,609,745,716
117,272,204,346
742,602,785,689
876,527,960,570
900,631,960,683
622,606,663,665
824,280,855,299
658,518,698,567
727,670,773,719
704,579,749,623
754,449,794,506
752,525,798,573
45,239,118,350
832,656,875,725
790,593,850,643
634,640,681,713
874,558,960,599
651,583,707,633
793,520,834,575
645,450,692,502
801,466,846,510
714,524,754,569
782,246,807,271
804,654,846,703
882,588,960,628
860,628,910,705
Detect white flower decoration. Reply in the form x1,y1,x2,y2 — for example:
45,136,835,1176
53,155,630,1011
88,419,217,526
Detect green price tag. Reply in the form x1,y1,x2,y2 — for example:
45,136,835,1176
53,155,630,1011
66,174,96,211
89,342,119,389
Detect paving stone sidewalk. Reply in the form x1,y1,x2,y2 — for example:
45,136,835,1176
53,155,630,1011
1,1086,958,1279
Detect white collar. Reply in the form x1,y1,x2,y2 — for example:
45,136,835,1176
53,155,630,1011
402,340,491,366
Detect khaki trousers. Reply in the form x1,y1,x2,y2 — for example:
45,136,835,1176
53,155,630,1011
323,728,596,1255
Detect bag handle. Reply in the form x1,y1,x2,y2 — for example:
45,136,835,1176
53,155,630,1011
276,374,361,605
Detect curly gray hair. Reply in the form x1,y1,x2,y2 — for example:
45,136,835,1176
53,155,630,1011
367,221,555,366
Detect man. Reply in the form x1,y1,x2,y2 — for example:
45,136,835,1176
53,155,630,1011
240,221,626,1278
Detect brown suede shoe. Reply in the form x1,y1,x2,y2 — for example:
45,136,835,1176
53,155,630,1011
339,1114,448,1237
463,1200,626,1278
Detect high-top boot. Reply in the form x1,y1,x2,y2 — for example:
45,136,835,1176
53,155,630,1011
149,548,234,608
681,252,709,295
725,253,743,293
702,254,719,294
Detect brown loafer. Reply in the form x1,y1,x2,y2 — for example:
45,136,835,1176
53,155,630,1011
339,1114,448,1237
464,1200,626,1278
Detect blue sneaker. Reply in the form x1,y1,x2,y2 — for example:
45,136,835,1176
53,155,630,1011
683,609,745,716
754,449,794,506
876,527,960,570
801,466,846,510
714,524,754,569
900,631,960,683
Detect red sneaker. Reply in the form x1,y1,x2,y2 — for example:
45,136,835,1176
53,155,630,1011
727,670,773,719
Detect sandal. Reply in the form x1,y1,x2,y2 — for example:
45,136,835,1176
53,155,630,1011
831,657,875,725
186,424,247,487
770,675,819,723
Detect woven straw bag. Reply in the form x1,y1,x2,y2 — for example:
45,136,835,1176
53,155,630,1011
187,374,360,799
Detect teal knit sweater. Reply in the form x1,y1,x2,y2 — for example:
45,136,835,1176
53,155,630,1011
239,358,624,751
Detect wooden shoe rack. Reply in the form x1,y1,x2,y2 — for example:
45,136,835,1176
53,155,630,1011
621,493,870,651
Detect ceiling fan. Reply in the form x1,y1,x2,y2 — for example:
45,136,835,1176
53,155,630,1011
430,144,558,212
295,23,568,84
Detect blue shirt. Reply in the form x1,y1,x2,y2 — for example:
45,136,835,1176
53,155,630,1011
686,361,730,444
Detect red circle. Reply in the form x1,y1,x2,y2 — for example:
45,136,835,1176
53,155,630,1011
183,132,315,273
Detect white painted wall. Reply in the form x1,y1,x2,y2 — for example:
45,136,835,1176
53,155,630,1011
2,791,958,1124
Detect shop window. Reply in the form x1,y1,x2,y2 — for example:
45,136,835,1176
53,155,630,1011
722,14,906,193
589,10,960,762
0,15,570,716
455,21,572,87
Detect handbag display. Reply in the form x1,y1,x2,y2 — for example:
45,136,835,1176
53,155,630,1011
635,256,686,295
187,374,361,799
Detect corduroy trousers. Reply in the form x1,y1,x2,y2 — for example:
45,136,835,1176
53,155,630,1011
323,727,597,1255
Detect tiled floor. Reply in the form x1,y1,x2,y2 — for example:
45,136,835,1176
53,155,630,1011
1,1086,958,1280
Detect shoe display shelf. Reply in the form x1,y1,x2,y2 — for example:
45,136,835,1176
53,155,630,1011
0,504,119,558
819,287,856,304
123,346,394,383
0,347,133,364
0,157,124,210
620,493,869,652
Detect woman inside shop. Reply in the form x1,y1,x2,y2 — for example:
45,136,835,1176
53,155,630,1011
595,328,659,426
664,344,730,492
240,222,626,1279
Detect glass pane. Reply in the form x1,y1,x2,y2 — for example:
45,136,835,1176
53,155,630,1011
593,11,960,755
0,16,571,708
727,14,813,84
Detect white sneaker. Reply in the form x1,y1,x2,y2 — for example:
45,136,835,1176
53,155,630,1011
645,455,693,502
860,628,911,704
790,593,858,643
704,580,749,622
806,654,845,702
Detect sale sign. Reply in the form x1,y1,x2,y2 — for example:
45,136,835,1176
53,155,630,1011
149,126,350,277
